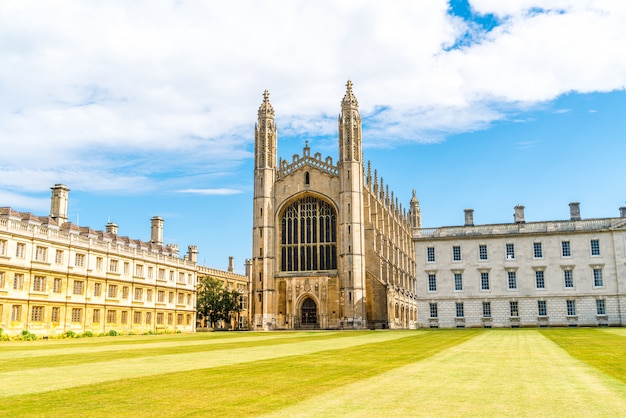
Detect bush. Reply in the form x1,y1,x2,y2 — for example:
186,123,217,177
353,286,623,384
63,330,77,339
107,330,118,337
20,330,37,341
82,331,94,338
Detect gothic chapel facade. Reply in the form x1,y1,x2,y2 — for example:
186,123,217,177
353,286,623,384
252,82,419,330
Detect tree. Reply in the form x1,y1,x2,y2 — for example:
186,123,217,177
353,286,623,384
196,275,242,329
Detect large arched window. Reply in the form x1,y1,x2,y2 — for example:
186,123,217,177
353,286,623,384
280,195,337,272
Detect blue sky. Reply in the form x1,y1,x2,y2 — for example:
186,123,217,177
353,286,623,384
1,1,625,273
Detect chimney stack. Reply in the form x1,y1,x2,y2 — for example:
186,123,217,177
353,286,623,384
620,206,626,218
50,184,70,224
569,202,581,221
514,205,525,224
464,208,474,226
228,256,235,272
106,222,118,235
150,216,163,245
187,245,198,263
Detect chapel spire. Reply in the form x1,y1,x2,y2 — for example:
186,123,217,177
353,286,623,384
255,89,277,169
338,80,362,162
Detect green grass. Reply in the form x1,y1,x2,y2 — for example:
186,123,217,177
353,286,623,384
1,329,626,417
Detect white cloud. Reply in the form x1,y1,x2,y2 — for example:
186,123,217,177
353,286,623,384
1,0,625,200
177,188,243,196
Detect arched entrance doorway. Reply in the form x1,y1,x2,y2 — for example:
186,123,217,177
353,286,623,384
301,297,317,328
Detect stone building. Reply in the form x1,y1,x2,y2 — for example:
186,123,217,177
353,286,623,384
0,184,249,337
414,203,626,328
251,82,418,330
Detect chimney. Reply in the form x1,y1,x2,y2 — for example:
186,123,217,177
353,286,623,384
105,222,118,235
620,206,626,218
464,208,474,226
245,258,252,280
187,245,198,263
569,202,581,221
514,205,525,224
50,184,70,224
150,216,163,245
228,256,235,272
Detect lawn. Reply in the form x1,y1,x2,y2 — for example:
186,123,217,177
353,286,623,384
1,329,625,417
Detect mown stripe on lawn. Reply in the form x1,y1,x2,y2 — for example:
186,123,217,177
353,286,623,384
541,328,626,384
0,332,344,372
0,331,418,397
3,330,476,417
268,330,626,417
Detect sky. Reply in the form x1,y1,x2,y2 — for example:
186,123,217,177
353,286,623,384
1,0,625,274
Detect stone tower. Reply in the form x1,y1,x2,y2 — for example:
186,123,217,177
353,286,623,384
337,80,367,328
50,184,70,224
252,90,277,330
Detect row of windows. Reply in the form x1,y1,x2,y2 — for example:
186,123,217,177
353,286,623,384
0,273,192,305
427,267,604,292
0,241,194,284
428,299,606,319
426,239,602,263
5,305,193,325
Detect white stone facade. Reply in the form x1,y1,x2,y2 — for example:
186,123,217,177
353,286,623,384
414,205,626,328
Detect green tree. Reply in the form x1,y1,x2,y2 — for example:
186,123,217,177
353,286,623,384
196,275,242,329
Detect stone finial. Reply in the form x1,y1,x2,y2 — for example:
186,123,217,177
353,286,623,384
258,89,275,117
341,80,359,108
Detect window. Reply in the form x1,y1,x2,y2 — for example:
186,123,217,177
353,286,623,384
134,311,142,324
564,270,574,288
55,250,64,265
158,269,165,280
454,273,463,291
109,259,118,273
593,268,603,287
535,271,545,289
157,312,164,325
186,314,192,325
177,293,184,304
178,272,185,283
596,299,606,315
482,302,491,318
508,271,517,290
35,246,47,262
31,306,44,322
73,280,84,295
0,239,6,255
505,243,515,260
51,307,60,323
239,294,247,310
107,310,116,323
280,196,338,271
427,247,436,263
538,300,547,317
71,308,82,323
158,290,165,302
177,313,183,325
533,242,543,258
566,300,576,316
32,276,46,292
168,292,174,303
16,243,26,258
452,246,461,261
11,305,22,321
13,273,24,290
121,311,128,324
168,313,173,324
107,284,118,298
134,287,143,301
93,282,102,297
93,309,101,323
510,301,519,317
479,244,488,261
427,274,437,292
455,302,464,318
123,262,130,275
169,271,174,281
481,272,490,290
146,289,152,301
121,286,129,299
561,241,571,257
0,272,4,288
51,278,62,293
75,253,85,267
135,264,144,277
146,312,152,324
96,257,103,270
147,266,154,279
590,239,600,256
